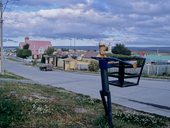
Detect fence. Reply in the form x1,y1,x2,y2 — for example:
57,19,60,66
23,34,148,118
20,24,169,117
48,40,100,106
143,64,170,76
108,64,170,76
56,58,170,76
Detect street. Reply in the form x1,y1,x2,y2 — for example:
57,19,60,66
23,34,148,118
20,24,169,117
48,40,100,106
4,59,170,117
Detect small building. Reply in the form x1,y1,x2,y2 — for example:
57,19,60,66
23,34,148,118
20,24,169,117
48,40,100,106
82,51,98,59
19,37,52,59
63,58,77,71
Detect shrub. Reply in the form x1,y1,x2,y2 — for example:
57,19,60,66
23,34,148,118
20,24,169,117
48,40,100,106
23,44,29,50
112,43,131,55
32,59,37,66
46,47,54,56
16,49,23,58
22,49,32,58
88,60,99,72
0,99,26,127
41,54,46,63
16,49,32,59
166,68,170,76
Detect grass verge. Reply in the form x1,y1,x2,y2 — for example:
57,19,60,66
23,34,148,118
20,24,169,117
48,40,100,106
0,81,169,128
142,75,170,80
7,57,18,62
0,71,24,80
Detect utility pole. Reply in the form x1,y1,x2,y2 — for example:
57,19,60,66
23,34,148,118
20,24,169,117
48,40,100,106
74,38,76,50
0,1,4,74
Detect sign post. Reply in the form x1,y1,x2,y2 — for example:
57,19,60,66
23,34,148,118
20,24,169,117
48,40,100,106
92,57,145,128
0,1,4,74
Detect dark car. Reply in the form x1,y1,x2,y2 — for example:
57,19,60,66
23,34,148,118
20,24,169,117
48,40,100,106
39,64,53,71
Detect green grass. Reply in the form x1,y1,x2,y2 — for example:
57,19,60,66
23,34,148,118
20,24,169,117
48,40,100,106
0,81,169,128
0,71,25,80
143,75,170,80
7,57,18,62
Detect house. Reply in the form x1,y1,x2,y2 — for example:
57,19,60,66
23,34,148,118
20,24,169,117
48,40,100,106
82,51,98,59
19,37,52,59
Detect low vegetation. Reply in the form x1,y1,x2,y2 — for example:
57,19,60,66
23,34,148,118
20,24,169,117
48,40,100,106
45,47,55,56
111,43,131,56
88,60,99,72
6,57,18,62
143,75,170,80
0,78,169,128
0,71,24,80
16,44,32,59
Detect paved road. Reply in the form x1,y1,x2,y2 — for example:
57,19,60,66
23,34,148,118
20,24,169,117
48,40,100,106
5,60,170,117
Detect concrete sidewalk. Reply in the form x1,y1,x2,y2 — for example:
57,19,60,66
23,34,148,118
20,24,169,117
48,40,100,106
5,60,170,117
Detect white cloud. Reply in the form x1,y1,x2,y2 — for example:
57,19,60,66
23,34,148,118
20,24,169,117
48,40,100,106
4,5,122,40
3,0,170,46
130,1,159,14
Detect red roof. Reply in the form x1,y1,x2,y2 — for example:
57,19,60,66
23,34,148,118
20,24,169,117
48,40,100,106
19,38,52,55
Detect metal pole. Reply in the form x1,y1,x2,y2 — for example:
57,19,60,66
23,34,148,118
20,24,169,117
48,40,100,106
0,1,4,74
99,59,113,128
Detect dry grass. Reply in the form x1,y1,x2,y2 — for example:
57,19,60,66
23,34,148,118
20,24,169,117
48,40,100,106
0,80,169,128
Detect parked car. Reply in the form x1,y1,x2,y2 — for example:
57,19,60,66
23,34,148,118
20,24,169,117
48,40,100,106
39,64,53,71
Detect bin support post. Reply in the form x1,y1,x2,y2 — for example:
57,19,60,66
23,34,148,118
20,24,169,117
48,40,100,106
99,59,113,128
92,56,145,127
118,62,125,86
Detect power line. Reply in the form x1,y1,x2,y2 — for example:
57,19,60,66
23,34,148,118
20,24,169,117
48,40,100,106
3,0,8,13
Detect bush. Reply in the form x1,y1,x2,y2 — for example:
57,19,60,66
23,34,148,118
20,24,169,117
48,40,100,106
0,99,26,127
88,60,99,72
166,68,170,76
22,49,32,58
112,43,131,55
16,49,23,58
32,59,37,66
41,54,46,63
16,49,32,59
23,44,29,50
46,47,54,56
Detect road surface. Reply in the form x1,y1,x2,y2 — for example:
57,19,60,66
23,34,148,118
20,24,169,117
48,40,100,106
4,59,170,117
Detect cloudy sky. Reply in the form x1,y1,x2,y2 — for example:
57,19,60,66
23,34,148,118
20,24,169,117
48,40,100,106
2,0,170,46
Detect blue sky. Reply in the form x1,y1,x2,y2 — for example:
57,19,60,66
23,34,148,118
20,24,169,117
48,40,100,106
2,0,170,47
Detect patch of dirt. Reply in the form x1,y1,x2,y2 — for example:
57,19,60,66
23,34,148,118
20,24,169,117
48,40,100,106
22,92,55,101
74,107,88,114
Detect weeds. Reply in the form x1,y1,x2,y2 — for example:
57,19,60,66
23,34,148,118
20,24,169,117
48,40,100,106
0,81,169,128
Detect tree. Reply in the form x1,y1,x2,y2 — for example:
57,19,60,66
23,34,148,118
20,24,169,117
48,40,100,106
23,44,29,49
16,49,23,58
46,47,54,56
22,49,32,58
41,54,46,63
16,44,32,59
112,43,131,55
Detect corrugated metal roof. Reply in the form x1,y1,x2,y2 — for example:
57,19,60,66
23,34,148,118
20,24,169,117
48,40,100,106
145,55,170,62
